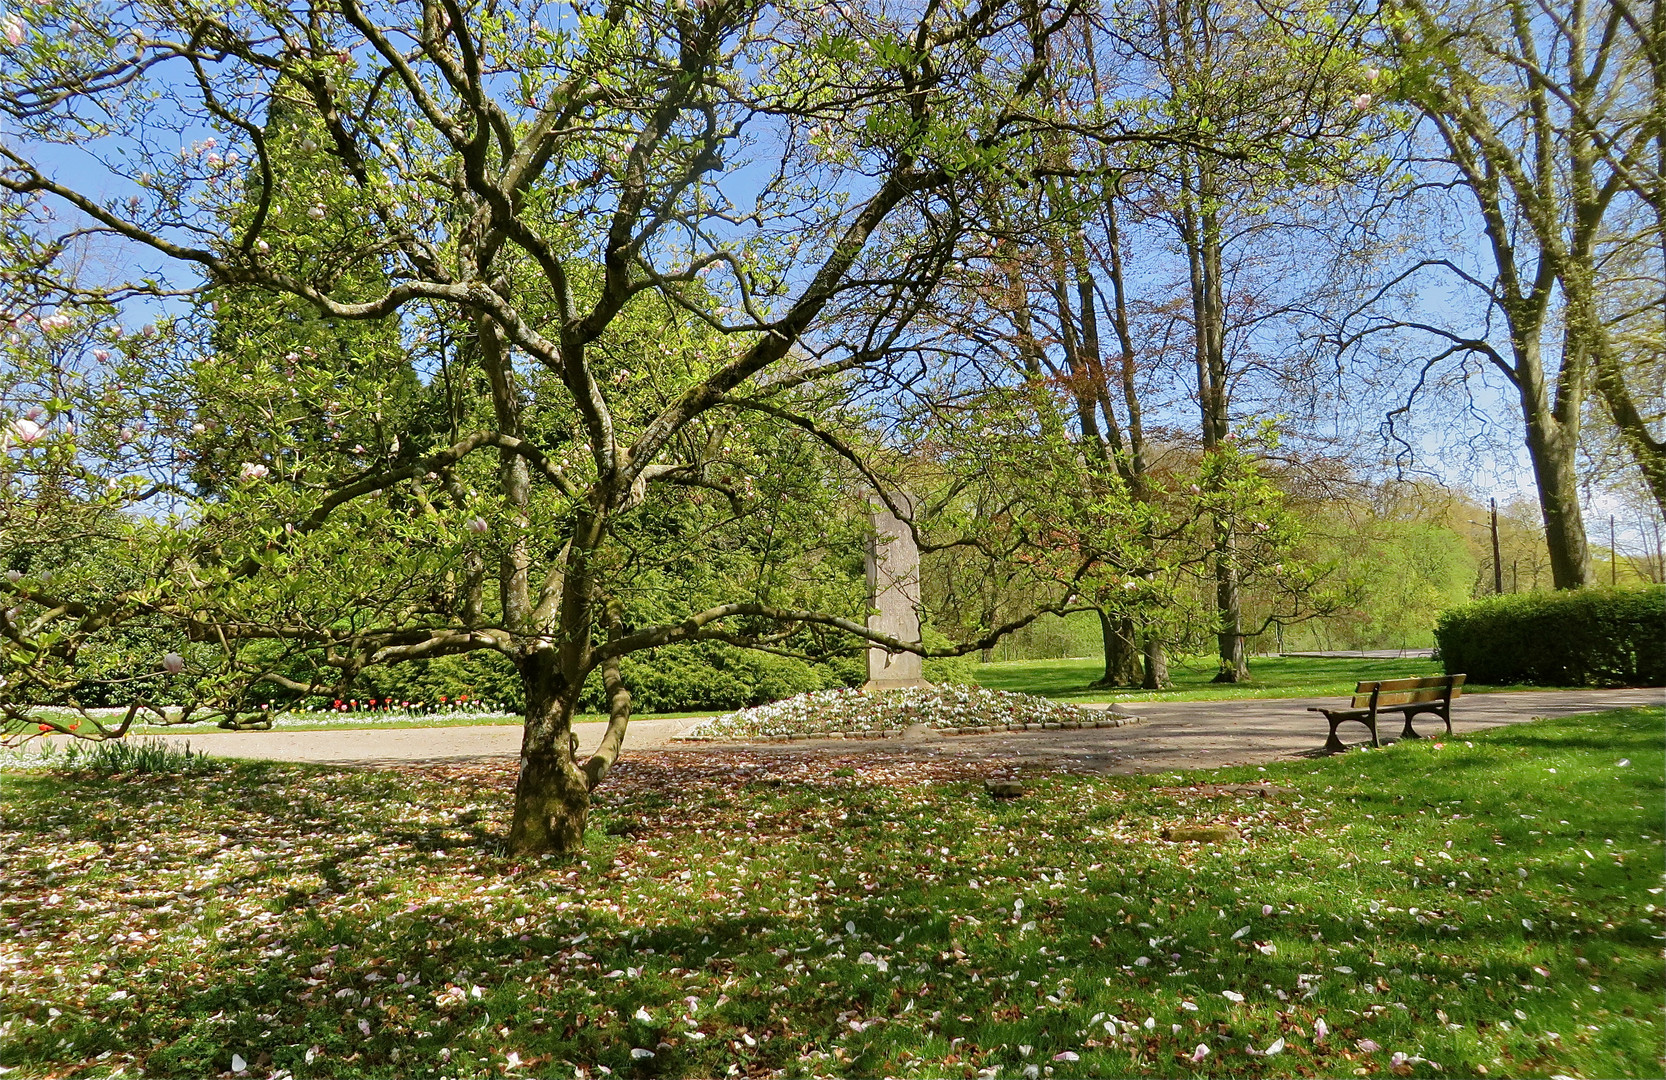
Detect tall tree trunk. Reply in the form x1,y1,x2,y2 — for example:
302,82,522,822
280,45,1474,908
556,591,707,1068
1212,539,1247,682
1141,632,1170,689
507,650,590,855
1522,403,1594,589
1093,609,1142,687
1182,181,1249,682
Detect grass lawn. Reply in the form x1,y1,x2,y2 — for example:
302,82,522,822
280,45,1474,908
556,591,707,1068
2,707,1661,1079
30,656,1544,740
972,654,1557,705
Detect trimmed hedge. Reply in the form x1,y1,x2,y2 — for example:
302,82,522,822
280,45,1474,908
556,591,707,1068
337,642,867,714
579,643,864,714
1435,586,1664,687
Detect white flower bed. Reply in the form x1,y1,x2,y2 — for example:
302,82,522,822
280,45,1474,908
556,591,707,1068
679,685,1132,742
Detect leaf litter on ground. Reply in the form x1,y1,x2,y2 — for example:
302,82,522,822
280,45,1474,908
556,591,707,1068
0,707,1661,1078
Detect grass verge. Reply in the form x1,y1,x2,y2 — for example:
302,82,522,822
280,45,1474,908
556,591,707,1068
973,655,1564,704
2,708,1660,1078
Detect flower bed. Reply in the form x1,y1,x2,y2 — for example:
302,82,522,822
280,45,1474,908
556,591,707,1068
676,686,1136,742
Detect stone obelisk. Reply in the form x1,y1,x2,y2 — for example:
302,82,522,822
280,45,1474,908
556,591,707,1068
864,493,928,690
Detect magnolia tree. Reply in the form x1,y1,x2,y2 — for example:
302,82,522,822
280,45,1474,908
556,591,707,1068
0,0,1171,852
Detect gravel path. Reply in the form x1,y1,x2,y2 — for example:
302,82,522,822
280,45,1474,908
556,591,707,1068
153,687,1661,773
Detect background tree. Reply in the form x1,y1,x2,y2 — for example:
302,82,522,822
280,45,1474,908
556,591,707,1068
1358,0,1659,587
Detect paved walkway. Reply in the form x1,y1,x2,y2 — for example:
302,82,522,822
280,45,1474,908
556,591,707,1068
156,688,1660,773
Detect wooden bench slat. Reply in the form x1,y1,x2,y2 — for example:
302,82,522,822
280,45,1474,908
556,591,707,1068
1354,675,1466,694
1369,688,1458,707
1349,674,1466,709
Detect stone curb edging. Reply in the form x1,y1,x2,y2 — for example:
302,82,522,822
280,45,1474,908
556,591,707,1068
671,714,1143,744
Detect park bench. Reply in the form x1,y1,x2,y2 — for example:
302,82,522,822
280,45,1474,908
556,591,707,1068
1309,674,1467,753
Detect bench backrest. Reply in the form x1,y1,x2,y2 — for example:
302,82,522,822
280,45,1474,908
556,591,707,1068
1350,674,1467,709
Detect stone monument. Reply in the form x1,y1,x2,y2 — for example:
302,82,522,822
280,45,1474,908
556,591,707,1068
864,493,928,690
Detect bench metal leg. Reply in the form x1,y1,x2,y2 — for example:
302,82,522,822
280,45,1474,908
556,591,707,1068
1400,715,1422,740
1325,717,1348,754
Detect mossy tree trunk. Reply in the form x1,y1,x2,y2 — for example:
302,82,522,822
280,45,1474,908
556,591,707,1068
506,651,590,854
1093,608,1143,687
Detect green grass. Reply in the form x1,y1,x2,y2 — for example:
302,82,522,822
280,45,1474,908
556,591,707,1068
123,656,1525,737
3,708,1661,1078
973,654,1558,704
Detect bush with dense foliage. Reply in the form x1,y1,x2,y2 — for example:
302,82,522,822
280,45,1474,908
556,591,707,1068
1435,586,1665,686
336,644,866,715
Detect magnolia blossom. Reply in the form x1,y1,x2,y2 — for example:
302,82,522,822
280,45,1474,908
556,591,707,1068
306,204,327,220
162,652,185,675
39,312,73,332
239,461,270,481
7,417,44,444
1352,93,1373,110
255,239,270,254
3,15,25,45
466,516,490,534
92,348,110,362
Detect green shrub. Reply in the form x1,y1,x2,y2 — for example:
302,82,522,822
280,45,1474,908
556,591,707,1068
579,643,863,713
1435,586,1664,686
332,641,865,714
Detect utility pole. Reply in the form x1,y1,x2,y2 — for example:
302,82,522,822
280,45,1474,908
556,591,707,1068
1491,499,1503,595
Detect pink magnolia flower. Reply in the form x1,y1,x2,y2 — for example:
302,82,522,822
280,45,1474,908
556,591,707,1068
1190,1044,1210,1063
238,462,270,481
8,418,44,444
466,516,489,534
162,652,185,675
3,16,25,46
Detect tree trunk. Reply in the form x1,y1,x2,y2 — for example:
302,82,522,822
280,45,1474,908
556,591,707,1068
507,652,590,855
1520,388,1594,589
1093,609,1142,687
1141,633,1169,689
1211,524,1248,683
